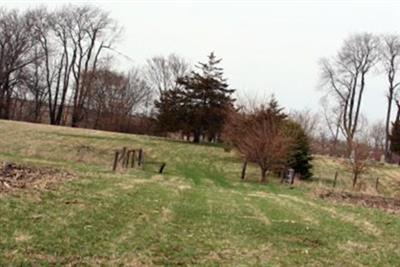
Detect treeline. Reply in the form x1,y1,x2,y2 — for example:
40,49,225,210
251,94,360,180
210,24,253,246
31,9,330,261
0,5,241,141
0,6,190,134
1,6,119,125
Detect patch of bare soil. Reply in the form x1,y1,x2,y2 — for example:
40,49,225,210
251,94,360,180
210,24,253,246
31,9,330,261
317,189,400,215
0,162,74,194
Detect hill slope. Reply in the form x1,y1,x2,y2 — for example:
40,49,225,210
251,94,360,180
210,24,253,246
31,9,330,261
0,120,400,266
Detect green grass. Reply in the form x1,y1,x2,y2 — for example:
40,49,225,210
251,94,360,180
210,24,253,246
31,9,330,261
0,119,400,266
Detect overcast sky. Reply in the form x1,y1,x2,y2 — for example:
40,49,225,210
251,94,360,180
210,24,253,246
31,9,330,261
3,0,400,122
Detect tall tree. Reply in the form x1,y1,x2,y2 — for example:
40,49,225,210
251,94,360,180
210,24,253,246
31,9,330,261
31,6,121,126
32,7,72,125
0,8,41,119
68,5,121,127
379,34,400,160
156,52,235,142
320,33,379,156
19,46,48,122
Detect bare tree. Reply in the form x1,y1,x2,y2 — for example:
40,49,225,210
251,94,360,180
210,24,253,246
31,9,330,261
145,53,190,95
67,5,121,127
31,7,77,125
349,141,370,188
319,97,343,156
223,102,293,183
27,6,121,126
320,33,379,156
369,120,385,151
19,47,48,122
0,8,42,119
86,67,152,131
379,34,400,159
290,108,319,138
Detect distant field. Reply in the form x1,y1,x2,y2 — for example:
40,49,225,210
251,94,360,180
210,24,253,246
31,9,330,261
1,120,400,266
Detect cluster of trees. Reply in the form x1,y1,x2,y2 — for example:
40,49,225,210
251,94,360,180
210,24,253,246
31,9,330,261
0,6,190,134
0,6,122,125
223,98,312,182
155,53,235,142
151,52,313,182
319,33,400,162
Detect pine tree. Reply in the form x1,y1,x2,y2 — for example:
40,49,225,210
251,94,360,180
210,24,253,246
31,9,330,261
156,52,235,142
285,120,313,179
154,88,187,133
265,95,287,121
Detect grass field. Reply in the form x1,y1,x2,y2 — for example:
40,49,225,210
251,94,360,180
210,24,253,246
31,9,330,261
1,120,400,266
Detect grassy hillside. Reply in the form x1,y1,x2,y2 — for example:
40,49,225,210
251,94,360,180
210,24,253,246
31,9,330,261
1,120,400,266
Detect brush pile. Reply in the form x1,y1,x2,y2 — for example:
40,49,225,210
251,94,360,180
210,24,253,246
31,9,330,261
0,162,74,193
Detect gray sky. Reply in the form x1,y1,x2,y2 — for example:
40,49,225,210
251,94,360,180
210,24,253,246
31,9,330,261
3,0,400,122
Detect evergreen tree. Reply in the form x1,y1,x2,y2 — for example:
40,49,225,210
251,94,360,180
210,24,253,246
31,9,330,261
264,95,287,121
154,88,186,133
156,52,235,142
285,120,313,179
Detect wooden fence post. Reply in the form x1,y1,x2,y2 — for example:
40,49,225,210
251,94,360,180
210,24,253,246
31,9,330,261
159,163,166,174
130,150,136,168
120,147,127,167
113,151,119,171
333,171,338,188
375,177,379,191
138,149,143,166
241,160,247,180
141,151,144,169
125,150,132,168
137,149,144,168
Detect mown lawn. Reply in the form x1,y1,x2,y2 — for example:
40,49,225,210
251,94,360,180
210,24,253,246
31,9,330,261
1,120,400,266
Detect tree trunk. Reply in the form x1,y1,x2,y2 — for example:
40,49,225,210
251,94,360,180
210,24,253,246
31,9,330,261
346,137,353,158
260,168,268,183
71,109,81,128
193,130,201,143
4,82,11,120
385,91,393,161
352,172,358,188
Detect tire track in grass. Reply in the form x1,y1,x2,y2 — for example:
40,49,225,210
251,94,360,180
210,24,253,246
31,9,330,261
277,194,382,236
247,191,320,226
176,161,231,188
